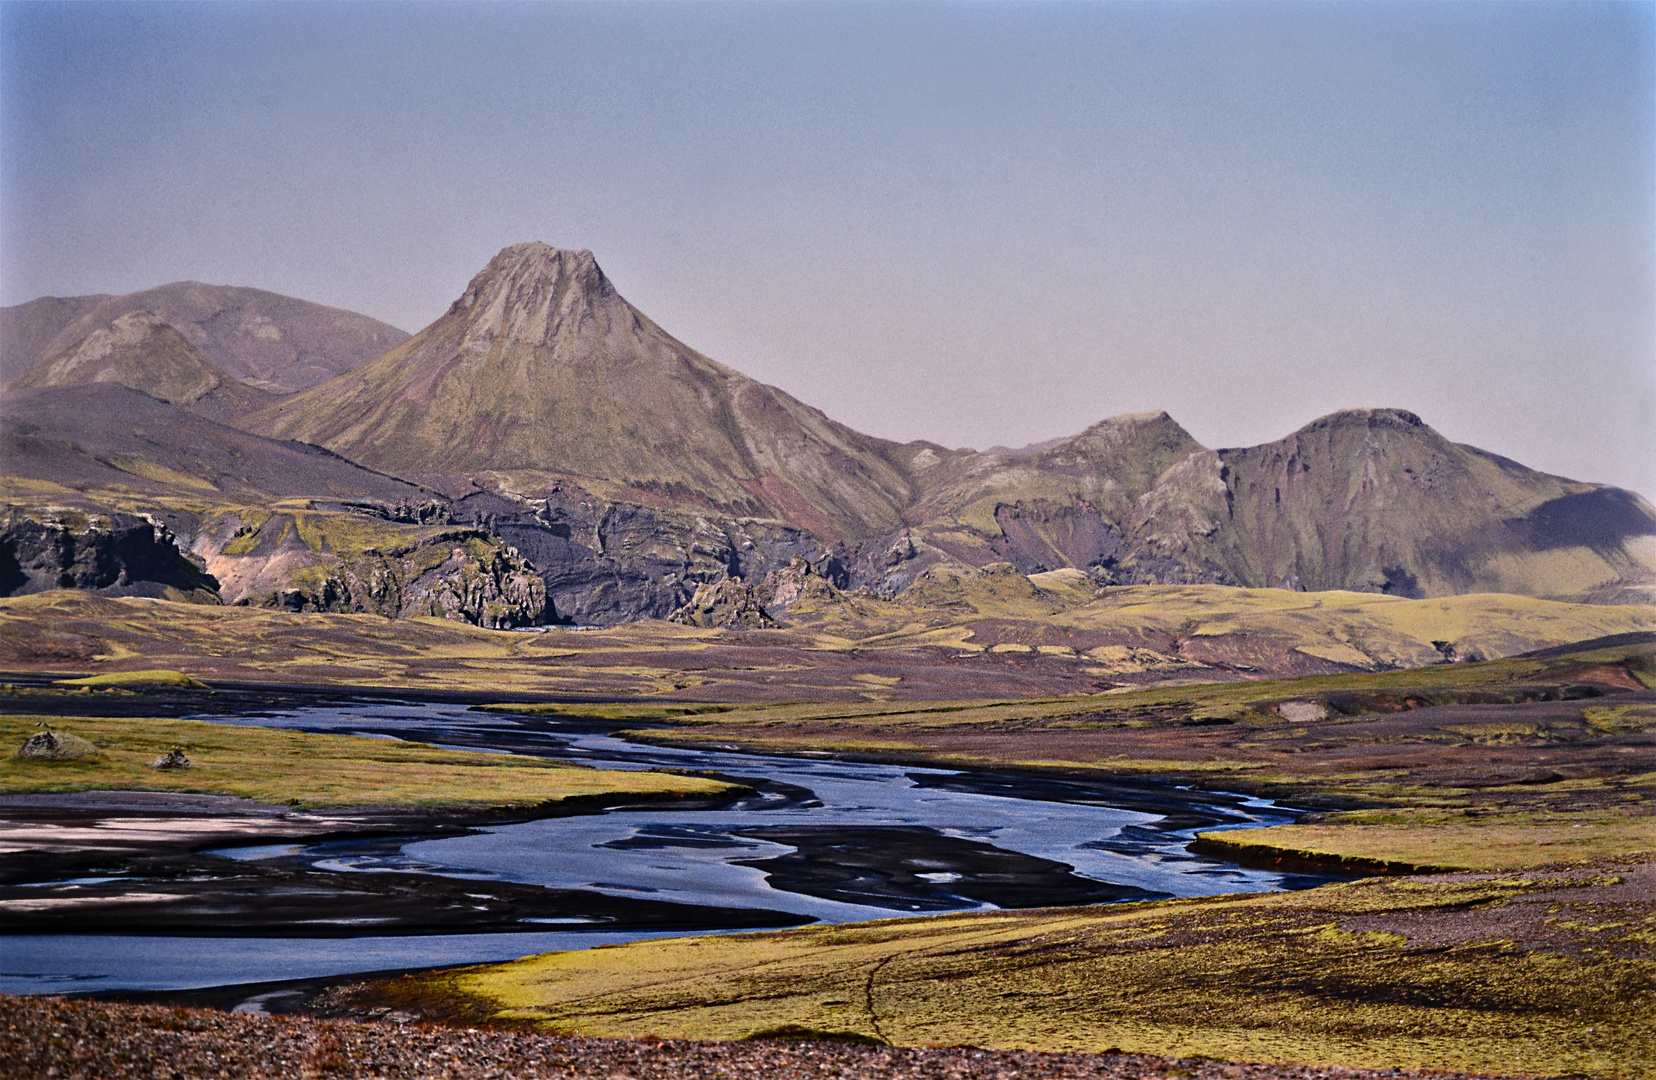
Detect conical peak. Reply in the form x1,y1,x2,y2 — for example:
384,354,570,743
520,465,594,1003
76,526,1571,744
444,243,624,349
1080,410,1178,436
453,243,610,311
1063,410,1200,456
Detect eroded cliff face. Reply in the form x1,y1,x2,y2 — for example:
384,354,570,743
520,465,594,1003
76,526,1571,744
185,509,549,628
0,509,219,603
467,488,848,626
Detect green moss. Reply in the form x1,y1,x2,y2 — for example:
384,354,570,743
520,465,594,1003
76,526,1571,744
385,867,1656,1078
0,714,738,809
54,669,210,690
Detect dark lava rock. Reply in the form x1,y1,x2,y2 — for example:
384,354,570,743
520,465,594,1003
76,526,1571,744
0,508,219,602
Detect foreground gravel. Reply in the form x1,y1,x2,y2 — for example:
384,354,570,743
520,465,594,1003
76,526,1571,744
2,995,1517,1080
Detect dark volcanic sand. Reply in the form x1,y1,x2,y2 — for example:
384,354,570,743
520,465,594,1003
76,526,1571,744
0,789,805,937
733,825,1166,911
0,994,1522,1080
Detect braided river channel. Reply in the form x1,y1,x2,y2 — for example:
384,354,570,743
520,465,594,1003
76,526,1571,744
2,700,1338,998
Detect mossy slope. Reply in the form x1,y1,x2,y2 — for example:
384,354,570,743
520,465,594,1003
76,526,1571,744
387,862,1656,1078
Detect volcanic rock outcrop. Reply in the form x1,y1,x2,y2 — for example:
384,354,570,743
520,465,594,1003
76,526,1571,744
668,578,778,630
0,508,220,603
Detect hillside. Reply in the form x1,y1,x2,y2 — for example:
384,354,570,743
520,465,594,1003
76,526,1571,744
1,282,409,391
9,311,275,421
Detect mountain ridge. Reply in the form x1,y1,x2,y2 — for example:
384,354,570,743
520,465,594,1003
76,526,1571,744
7,242,1652,621
9,310,276,421
1,282,409,391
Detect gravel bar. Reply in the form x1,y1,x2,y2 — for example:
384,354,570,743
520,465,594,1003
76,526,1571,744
2,994,1520,1080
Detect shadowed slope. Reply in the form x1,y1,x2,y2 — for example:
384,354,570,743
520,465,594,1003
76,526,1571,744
244,244,914,538
1,383,426,502
1132,409,1656,602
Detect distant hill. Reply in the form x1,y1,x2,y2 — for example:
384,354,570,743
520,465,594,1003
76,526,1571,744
9,311,275,421
1,282,409,391
914,407,1656,606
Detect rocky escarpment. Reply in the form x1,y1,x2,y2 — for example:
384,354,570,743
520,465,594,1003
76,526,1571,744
668,578,778,629
668,557,867,629
0,509,220,603
187,510,549,629
459,488,848,625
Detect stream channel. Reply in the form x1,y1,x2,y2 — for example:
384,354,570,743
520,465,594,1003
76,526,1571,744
2,699,1337,997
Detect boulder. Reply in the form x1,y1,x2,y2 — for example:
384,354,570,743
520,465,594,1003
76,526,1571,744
17,728,103,761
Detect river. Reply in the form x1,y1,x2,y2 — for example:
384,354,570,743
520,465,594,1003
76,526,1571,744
1,699,1334,995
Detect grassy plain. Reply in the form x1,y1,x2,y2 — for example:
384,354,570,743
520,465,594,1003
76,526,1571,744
0,714,735,809
3,580,1655,700
370,860,1656,1078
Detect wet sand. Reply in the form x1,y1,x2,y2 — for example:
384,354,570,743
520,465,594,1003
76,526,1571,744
0,787,806,937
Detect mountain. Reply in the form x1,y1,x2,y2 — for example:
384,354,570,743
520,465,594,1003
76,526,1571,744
9,311,274,421
243,243,914,539
1,282,409,391
240,242,1655,612
1140,408,1656,604
7,242,1652,623
895,408,1656,606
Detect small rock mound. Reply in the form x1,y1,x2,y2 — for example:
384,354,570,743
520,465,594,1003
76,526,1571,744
668,578,777,630
16,728,103,761
761,557,866,616
150,748,191,770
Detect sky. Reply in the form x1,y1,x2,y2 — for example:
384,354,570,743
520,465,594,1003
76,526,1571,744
3,1,1653,497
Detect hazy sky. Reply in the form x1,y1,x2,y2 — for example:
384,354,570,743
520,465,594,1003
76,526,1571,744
3,2,1652,497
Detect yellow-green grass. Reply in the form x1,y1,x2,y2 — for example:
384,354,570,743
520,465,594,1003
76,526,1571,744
53,669,210,690
0,714,736,809
391,865,1656,1078
1196,814,1656,874
626,635,1655,729
476,702,735,721
1,577,1652,700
